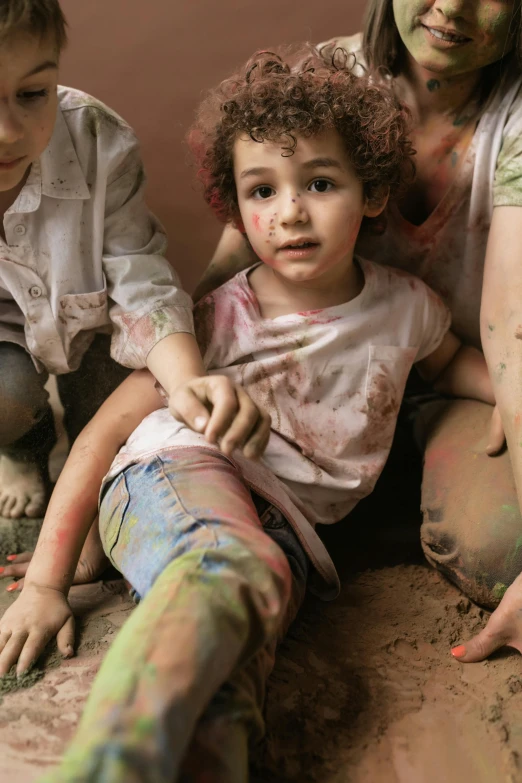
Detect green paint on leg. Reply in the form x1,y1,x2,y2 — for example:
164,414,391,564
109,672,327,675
492,582,508,600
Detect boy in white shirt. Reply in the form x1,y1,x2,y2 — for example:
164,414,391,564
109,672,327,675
0,1,268,523
0,47,503,782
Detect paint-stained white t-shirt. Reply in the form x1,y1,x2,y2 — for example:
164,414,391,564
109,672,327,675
319,33,522,349
0,86,194,374
107,259,450,532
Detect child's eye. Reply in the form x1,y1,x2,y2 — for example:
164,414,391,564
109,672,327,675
17,89,49,103
252,186,274,199
309,179,333,193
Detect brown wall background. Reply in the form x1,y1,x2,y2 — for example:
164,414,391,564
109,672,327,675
59,1,366,292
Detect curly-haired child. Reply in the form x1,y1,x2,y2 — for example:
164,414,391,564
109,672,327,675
0,46,503,782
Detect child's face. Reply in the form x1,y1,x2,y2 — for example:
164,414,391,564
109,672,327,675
233,129,382,288
392,0,517,76
0,32,59,194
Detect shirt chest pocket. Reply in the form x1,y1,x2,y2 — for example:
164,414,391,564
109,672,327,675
58,286,109,341
363,345,419,451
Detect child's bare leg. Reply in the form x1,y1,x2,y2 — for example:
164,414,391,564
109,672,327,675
41,450,295,783
0,343,55,519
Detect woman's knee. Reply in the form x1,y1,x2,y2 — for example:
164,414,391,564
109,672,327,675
420,398,522,608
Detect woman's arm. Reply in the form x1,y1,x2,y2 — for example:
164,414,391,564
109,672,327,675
192,224,256,302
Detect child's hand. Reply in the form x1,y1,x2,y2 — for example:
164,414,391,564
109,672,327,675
486,405,506,456
168,375,271,459
0,584,75,676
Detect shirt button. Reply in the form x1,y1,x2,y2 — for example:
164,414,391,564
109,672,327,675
14,224,26,236
29,285,43,298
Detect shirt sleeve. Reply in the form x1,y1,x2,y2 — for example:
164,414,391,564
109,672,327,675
414,281,452,362
494,83,522,207
102,139,194,369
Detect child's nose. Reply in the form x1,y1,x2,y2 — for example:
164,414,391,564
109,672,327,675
0,105,24,145
279,192,307,225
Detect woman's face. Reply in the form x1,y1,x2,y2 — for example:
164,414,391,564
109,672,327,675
392,0,518,76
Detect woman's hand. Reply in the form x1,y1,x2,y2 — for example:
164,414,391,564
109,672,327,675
451,572,522,662
169,375,271,459
0,583,75,676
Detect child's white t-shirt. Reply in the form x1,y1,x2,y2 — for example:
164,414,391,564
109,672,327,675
106,259,450,591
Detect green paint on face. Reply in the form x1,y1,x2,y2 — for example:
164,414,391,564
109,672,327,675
392,0,516,78
488,324,495,331
492,582,508,600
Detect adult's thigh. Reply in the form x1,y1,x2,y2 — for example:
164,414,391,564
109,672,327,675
420,398,522,608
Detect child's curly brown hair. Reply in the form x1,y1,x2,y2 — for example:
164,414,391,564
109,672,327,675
188,45,415,224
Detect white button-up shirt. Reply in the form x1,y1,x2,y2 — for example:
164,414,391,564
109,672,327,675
0,86,194,375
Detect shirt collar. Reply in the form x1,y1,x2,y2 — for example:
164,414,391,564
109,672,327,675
7,101,91,215
40,103,91,201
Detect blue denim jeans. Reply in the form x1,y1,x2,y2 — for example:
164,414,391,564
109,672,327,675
44,448,308,783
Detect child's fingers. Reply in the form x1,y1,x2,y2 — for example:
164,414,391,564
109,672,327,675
219,388,264,455
56,616,76,660
242,411,272,460
204,380,240,444
486,406,506,456
169,386,210,433
0,630,29,676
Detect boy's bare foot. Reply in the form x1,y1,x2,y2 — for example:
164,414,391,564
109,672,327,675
0,455,48,519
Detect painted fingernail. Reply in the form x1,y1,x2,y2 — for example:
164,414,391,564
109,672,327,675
0,567,4,574
6,582,18,592
6,555,16,562
451,645,466,658
194,416,208,431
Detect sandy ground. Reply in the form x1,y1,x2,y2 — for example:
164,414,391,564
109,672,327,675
1,392,522,782
1,521,522,782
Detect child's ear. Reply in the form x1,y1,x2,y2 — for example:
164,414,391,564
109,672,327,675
363,185,389,218
231,211,246,234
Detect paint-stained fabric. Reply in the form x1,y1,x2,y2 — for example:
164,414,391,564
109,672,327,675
319,33,522,349
40,450,306,783
0,87,193,375
102,259,449,596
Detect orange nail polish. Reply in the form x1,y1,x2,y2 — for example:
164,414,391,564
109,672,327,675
6,582,18,592
6,555,16,562
451,644,466,658
0,567,4,574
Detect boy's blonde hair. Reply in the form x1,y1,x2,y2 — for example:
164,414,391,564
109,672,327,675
0,0,67,51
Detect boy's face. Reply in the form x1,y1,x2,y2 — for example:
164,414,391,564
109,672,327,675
233,129,383,288
0,32,59,194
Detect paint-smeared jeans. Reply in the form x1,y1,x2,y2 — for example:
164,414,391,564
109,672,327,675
42,448,308,783
0,335,131,463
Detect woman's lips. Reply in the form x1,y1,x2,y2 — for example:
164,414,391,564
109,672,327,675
422,24,472,48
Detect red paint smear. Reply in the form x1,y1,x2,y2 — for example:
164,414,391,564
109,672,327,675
252,213,261,231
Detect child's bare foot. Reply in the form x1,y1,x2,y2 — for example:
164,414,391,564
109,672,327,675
0,455,48,519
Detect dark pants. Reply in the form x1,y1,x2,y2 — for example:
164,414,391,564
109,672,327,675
0,335,132,463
